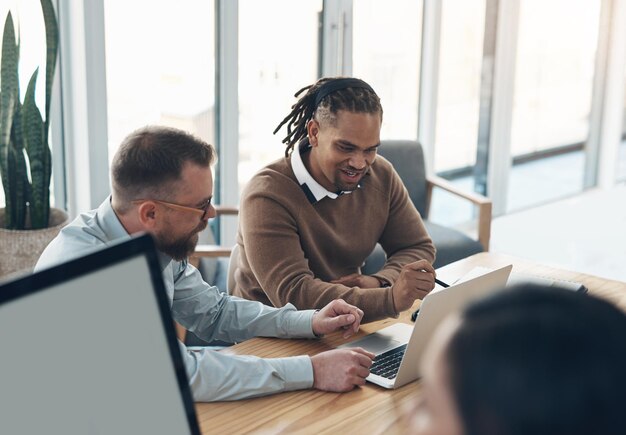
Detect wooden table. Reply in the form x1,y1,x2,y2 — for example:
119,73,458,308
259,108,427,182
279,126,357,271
194,252,626,434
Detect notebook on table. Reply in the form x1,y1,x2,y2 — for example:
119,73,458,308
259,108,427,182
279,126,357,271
337,264,513,389
0,234,200,435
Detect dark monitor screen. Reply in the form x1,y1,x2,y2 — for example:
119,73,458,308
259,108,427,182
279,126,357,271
0,234,200,435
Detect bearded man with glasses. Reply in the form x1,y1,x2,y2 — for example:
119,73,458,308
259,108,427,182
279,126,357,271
36,125,373,402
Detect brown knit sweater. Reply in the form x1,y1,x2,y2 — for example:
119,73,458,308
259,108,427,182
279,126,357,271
232,153,436,322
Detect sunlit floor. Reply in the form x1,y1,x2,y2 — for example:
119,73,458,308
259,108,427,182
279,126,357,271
490,183,626,283
430,145,626,283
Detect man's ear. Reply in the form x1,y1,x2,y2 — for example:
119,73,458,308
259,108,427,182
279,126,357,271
136,201,159,229
307,119,320,147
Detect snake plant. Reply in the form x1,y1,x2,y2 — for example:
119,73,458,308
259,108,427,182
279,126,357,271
0,0,58,229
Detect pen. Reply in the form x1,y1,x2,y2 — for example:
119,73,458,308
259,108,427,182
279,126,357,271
435,278,449,288
411,278,450,321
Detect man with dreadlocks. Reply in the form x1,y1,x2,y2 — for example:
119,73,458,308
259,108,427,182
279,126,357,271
232,77,437,322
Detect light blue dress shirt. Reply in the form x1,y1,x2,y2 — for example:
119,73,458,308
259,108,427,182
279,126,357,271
35,197,316,401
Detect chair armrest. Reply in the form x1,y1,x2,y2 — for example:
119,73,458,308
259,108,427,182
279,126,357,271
188,202,239,259
189,204,239,259
214,205,239,216
427,175,491,205
426,175,492,251
191,245,233,258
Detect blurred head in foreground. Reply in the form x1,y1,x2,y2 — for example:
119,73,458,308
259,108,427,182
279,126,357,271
413,284,626,435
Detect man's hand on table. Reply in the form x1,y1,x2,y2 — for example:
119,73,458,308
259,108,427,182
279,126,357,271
312,299,365,339
311,348,375,392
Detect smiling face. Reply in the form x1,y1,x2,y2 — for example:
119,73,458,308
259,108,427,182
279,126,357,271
304,110,381,192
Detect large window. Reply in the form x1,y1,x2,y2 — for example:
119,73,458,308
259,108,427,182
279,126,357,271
103,0,216,162
352,0,423,140
433,0,486,174
237,0,321,194
24,0,625,228
507,0,601,210
511,1,600,155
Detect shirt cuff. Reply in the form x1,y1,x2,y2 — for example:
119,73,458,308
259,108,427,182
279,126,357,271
284,306,318,338
270,355,314,390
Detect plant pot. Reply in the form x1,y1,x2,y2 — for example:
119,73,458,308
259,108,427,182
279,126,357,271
0,207,70,279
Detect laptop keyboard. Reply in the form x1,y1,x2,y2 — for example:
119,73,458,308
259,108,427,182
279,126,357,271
370,344,407,379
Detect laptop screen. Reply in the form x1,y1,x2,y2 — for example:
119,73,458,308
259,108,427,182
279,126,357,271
0,234,200,435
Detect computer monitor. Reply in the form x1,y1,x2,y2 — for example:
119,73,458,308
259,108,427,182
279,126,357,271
0,234,200,435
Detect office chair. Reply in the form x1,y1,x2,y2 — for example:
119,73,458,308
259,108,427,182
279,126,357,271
362,140,491,272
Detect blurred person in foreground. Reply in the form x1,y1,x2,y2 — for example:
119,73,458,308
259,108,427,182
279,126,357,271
412,283,626,435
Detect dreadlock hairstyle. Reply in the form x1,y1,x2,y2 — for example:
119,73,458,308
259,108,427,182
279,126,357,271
273,77,383,157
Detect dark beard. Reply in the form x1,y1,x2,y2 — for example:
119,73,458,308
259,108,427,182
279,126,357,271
155,233,198,261
334,180,359,192
155,221,206,261
334,171,364,192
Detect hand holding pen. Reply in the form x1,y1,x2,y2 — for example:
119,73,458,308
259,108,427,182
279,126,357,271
411,278,449,321
391,259,437,313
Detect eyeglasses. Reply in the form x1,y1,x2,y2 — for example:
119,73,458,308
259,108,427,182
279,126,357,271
132,198,213,220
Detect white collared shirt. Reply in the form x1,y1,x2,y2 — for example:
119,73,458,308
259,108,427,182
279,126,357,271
291,141,359,203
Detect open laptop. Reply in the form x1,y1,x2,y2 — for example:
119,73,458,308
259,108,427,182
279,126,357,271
337,264,513,389
0,234,200,435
